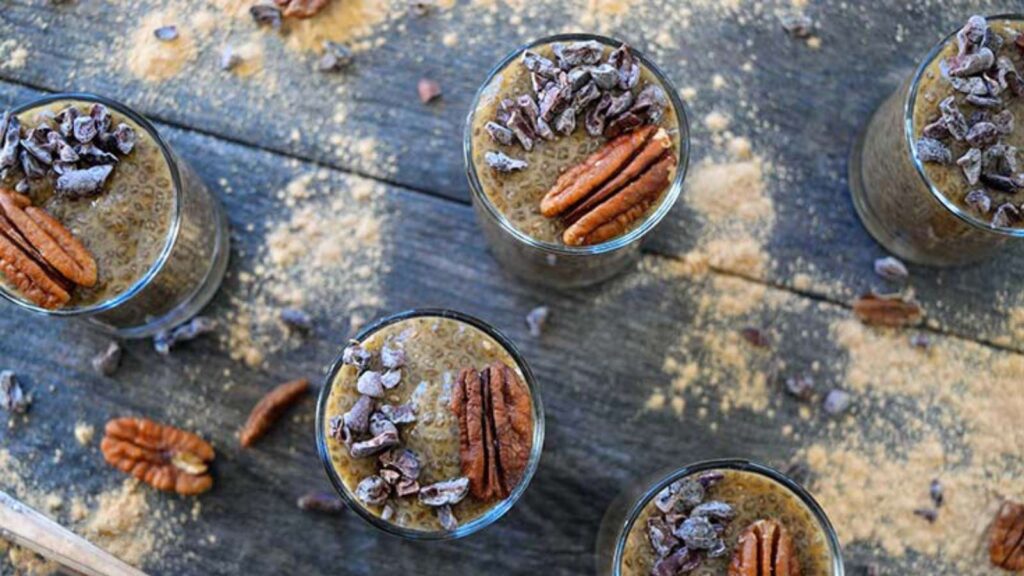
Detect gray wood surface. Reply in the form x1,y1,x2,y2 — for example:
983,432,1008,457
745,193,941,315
0,1,1021,574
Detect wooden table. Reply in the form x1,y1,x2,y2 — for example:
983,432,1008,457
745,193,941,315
0,1,1021,574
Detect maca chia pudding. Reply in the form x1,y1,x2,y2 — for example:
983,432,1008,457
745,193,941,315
0,99,172,309
620,469,834,576
469,39,682,246
322,315,537,533
913,16,1024,228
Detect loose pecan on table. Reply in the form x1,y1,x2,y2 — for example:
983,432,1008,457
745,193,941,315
538,125,675,246
240,378,310,447
100,417,215,496
0,188,97,309
989,500,1024,571
852,293,925,327
728,519,800,576
451,362,533,501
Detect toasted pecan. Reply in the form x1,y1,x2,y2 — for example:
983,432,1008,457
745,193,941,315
540,125,658,218
0,191,96,287
990,500,1024,571
729,519,801,576
0,232,70,309
101,417,215,496
452,363,533,501
239,378,310,447
563,151,675,246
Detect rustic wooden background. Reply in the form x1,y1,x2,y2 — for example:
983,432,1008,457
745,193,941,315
1,0,1023,574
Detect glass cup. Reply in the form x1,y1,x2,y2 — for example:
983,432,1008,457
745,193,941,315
464,33,691,288
0,93,230,337
315,308,546,540
596,459,844,576
849,15,1024,266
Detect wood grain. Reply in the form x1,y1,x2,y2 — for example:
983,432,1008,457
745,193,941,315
0,1,1021,574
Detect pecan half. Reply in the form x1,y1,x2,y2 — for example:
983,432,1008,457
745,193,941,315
0,188,97,308
239,378,310,447
990,500,1024,571
852,293,925,327
100,417,215,496
538,125,675,246
728,519,801,576
451,362,533,501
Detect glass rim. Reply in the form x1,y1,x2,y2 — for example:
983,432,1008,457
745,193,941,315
610,459,845,576
314,307,546,541
463,32,691,256
0,92,183,316
903,14,1024,238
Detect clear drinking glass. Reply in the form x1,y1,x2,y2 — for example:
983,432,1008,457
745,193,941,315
0,93,230,337
315,308,546,540
849,15,1024,266
595,459,844,576
464,33,691,288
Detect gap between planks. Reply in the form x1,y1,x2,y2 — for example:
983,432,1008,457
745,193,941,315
0,75,1021,359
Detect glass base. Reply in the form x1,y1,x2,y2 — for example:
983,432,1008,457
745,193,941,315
86,201,231,339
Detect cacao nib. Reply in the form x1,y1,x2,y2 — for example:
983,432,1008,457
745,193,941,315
56,165,114,198
553,107,576,135
966,188,991,213
739,327,769,348
605,112,643,137
317,41,353,73
823,389,852,415
297,491,345,514
484,121,514,146
0,113,18,170
567,66,591,91
675,516,718,550
506,111,535,151
357,371,385,398
584,94,611,137
992,110,1015,135
89,105,111,133
521,50,558,79
874,256,909,281
946,47,995,77
784,374,815,400
250,4,283,28
436,504,458,530
343,395,374,435
966,121,1000,148
957,15,988,56
552,41,603,69
632,85,668,124
379,448,421,480
589,63,619,90
690,501,734,521
280,308,313,331
355,475,390,506
966,93,1001,108
0,370,29,414
914,508,938,523
342,342,372,371
380,369,401,389
110,123,136,155
991,202,1021,227
652,547,701,576
418,477,469,507
418,78,442,104
606,91,634,118
349,426,399,458
930,478,944,508
377,403,416,425
982,173,1021,193
153,25,179,41
485,150,528,173
91,341,122,377
19,150,45,180
153,316,217,355
220,46,243,71
525,306,549,338
779,12,813,38
573,81,601,110
915,138,952,165
939,97,969,140
608,44,640,90
957,148,982,185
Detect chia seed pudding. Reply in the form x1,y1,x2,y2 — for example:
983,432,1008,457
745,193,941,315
850,15,1024,265
602,464,842,576
469,38,683,246
0,99,173,308
319,311,542,537
0,94,229,336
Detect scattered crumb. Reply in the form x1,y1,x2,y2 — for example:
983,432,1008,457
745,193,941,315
74,422,96,446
